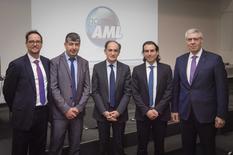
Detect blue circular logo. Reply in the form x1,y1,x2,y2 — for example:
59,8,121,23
86,6,122,47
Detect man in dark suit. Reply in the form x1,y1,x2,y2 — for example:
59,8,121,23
132,41,173,155
92,40,131,155
171,28,229,155
3,30,50,155
49,32,90,155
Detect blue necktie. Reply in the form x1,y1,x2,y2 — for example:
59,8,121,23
109,64,115,107
69,57,77,101
34,60,46,105
190,55,197,84
148,65,154,107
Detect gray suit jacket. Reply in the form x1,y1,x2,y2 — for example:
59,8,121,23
50,52,90,119
92,61,131,122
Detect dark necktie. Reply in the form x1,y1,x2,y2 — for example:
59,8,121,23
148,65,154,107
34,60,46,105
69,57,77,100
109,64,115,107
190,55,197,84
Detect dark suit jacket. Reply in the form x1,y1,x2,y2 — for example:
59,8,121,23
3,54,50,130
50,52,90,119
132,62,172,121
172,50,229,123
92,61,131,122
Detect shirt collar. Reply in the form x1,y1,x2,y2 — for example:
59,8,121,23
106,60,117,67
146,61,157,68
64,51,77,61
189,48,203,59
27,53,41,63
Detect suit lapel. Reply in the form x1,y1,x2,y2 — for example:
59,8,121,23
181,54,190,86
191,51,207,85
40,57,49,81
24,55,36,93
61,53,72,81
102,61,109,95
115,61,122,90
141,63,149,95
76,56,81,87
156,64,161,99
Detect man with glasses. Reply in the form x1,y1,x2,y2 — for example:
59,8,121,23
49,32,90,155
3,30,50,155
171,28,228,155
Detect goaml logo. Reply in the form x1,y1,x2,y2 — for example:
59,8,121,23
86,6,122,47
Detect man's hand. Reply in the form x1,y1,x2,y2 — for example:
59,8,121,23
103,111,117,122
65,107,79,119
171,112,180,123
110,111,120,119
215,116,225,128
146,109,158,120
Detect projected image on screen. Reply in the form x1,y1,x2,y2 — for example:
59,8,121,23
86,6,122,47
31,0,158,68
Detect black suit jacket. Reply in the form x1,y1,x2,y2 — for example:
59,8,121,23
3,54,51,130
132,62,172,121
92,61,131,122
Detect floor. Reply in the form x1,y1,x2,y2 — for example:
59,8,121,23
0,78,232,155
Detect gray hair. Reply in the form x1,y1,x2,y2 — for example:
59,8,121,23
185,28,203,40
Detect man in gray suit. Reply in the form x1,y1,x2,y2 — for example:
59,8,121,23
92,40,131,155
49,32,90,155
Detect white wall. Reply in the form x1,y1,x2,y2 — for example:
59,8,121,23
0,0,31,75
158,0,223,67
0,0,233,75
220,0,233,63
31,0,158,70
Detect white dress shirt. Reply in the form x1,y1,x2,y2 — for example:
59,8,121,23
186,48,202,84
106,60,117,102
28,53,48,106
146,61,157,108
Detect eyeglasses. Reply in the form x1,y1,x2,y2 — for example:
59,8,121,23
186,37,202,42
27,40,42,45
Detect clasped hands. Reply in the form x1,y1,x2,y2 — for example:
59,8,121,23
146,109,159,120
103,111,120,122
65,107,79,119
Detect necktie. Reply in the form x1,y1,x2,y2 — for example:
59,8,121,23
109,64,115,107
148,65,154,107
69,57,77,100
34,60,46,105
190,55,197,84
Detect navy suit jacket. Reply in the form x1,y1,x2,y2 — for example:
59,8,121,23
172,50,229,123
92,61,131,122
132,62,173,121
3,54,51,130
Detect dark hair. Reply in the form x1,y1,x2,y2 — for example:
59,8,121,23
65,32,81,43
25,30,43,43
142,41,160,62
104,40,121,51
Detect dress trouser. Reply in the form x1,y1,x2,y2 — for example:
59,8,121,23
49,117,83,155
97,120,126,155
12,106,48,155
181,109,216,155
136,118,167,155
